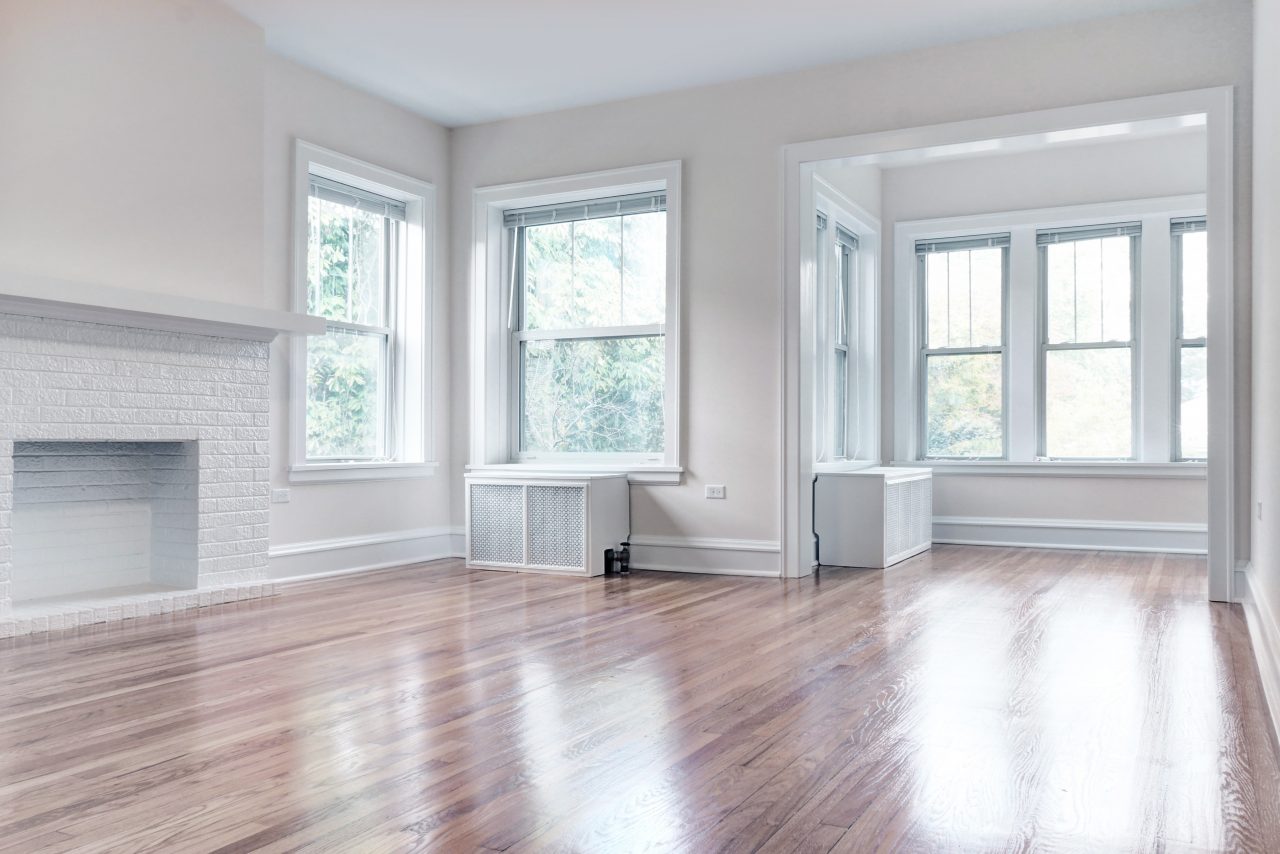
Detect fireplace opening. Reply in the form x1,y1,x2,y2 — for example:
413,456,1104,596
10,441,199,605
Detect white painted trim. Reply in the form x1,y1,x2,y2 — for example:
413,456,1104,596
933,515,1207,553
629,564,783,578
467,463,683,485
627,535,782,577
290,140,437,475
782,87,1235,601
628,535,780,553
0,270,323,341
1240,563,1280,746
267,526,463,579
897,460,1206,478
288,461,440,483
469,161,683,476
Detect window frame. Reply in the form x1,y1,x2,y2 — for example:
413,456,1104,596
289,141,437,483
893,195,1207,473
916,235,1011,461
1172,217,1208,462
812,179,880,472
469,162,682,484
1036,224,1141,461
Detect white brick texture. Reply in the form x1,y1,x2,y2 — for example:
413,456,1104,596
0,313,274,638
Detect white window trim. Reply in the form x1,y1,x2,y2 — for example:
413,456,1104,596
469,162,683,484
289,140,437,484
893,194,1207,470
812,176,881,474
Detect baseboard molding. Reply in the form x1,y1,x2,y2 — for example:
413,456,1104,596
1240,563,1280,748
269,527,464,581
628,535,781,578
932,516,1208,554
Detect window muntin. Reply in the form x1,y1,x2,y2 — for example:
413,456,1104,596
918,235,1008,459
511,193,667,457
1174,218,1208,460
305,178,403,461
1039,224,1139,459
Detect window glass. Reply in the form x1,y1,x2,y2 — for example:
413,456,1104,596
925,353,1003,458
521,336,665,453
1045,348,1132,458
517,207,667,455
306,327,386,459
307,194,388,327
1044,236,1131,345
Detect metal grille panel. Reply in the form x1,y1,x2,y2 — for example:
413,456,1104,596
885,477,932,559
469,483,525,564
527,485,586,568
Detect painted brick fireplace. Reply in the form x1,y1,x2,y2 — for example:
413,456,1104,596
0,307,295,637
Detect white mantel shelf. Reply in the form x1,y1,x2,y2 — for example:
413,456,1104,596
0,272,325,341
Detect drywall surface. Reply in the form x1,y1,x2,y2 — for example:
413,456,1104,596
0,0,266,306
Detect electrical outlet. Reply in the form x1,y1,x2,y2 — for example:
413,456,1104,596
271,488,291,504
705,484,726,500
1259,501,1263,521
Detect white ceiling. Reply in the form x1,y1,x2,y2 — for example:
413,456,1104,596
225,0,1199,127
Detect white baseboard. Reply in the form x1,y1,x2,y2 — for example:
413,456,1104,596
932,516,1208,554
1240,563,1280,747
627,535,781,578
269,527,464,581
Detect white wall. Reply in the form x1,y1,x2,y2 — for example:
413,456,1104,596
450,1,1253,557
0,0,266,306
0,0,457,572
1251,0,1280,637
881,132,1209,526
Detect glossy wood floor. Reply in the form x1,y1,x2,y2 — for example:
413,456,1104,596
1,546,1278,853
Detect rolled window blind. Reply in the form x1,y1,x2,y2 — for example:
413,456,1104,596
916,233,1010,254
1037,222,1141,245
1171,216,1207,235
310,175,407,222
816,211,828,230
504,192,666,228
836,226,859,249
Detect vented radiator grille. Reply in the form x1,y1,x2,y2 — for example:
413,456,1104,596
467,481,589,571
469,483,525,564
527,485,586,569
885,476,932,560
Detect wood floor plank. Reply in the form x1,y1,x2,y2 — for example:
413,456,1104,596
0,546,1276,852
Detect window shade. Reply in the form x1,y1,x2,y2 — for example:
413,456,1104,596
1036,222,1141,245
504,192,666,228
836,226,859,249
1171,216,1207,235
816,211,828,230
310,175,407,221
916,233,1011,254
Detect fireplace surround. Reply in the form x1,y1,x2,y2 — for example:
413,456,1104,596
0,278,322,637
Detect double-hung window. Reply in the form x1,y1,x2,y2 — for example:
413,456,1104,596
305,175,402,461
832,227,857,460
1173,217,1208,460
292,142,434,482
508,193,667,459
1039,224,1139,459
917,235,1008,459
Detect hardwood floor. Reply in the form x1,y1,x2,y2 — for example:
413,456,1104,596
0,545,1277,852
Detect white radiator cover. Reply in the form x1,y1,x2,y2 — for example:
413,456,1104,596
814,467,933,569
465,473,629,576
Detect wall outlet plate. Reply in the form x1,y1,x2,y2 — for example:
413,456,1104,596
271,488,291,504
705,484,726,499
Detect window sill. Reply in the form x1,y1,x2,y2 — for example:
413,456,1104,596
892,460,1206,479
289,461,439,484
813,460,880,474
466,463,683,485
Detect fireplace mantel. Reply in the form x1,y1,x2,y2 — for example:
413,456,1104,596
0,271,324,341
